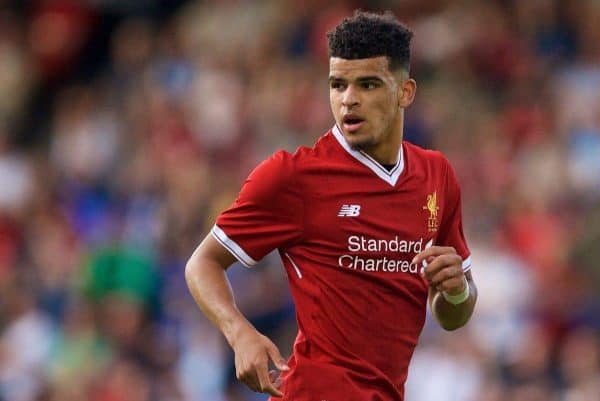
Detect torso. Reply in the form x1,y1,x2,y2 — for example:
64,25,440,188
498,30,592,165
274,128,453,401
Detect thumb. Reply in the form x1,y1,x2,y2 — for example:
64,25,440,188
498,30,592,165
267,344,289,371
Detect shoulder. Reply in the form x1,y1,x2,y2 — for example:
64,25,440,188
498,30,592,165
244,150,296,199
251,146,311,178
259,131,335,169
242,143,315,200
403,142,463,197
404,141,453,175
247,130,337,190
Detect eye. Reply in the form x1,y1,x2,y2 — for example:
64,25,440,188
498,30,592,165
330,81,346,90
362,81,379,89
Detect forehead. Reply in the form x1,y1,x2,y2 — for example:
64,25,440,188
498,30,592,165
329,56,393,79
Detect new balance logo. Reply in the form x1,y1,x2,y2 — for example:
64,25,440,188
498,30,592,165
338,204,361,217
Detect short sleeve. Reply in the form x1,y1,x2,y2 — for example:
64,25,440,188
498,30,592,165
437,159,471,272
212,151,303,267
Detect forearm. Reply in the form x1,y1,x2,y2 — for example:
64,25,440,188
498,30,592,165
429,278,477,331
185,252,254,347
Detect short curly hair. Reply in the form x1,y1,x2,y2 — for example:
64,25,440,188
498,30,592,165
327,10,413,72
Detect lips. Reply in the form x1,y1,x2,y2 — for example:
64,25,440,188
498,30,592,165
342,114,365,133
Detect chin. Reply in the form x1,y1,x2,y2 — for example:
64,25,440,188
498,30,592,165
345,135,375,150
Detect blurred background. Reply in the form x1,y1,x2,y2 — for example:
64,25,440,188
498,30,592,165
0,0,599,400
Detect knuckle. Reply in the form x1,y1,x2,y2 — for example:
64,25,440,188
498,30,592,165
447,277,460,287
449,278,463,290
446,254,458,264
438,256,448,267
437,255,450,265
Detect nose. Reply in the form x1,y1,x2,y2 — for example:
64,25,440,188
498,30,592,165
342,85,360,109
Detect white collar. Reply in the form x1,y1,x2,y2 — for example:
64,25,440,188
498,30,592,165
332,125,405,186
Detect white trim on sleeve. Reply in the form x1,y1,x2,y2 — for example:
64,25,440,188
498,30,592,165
211,225,258,268
462,255,472,272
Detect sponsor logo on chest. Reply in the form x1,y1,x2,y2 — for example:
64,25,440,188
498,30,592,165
337,204,361,217
334,196,437,274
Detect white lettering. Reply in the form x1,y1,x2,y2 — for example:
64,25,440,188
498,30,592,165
412,238,423,253
339,255,354,268
340,235,430,275
348,236,360,252
398,240,407,252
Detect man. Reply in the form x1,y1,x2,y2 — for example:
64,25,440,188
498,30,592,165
185,10,477,401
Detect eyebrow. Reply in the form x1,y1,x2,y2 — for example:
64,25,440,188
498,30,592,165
328,75,384,82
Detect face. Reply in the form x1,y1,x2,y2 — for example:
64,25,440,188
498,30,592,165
329,56,415,158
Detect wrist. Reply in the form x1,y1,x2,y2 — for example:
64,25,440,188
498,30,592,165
223,315,255,348
442,278,470,305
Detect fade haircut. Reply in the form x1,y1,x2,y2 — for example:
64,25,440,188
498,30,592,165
327,10,413,72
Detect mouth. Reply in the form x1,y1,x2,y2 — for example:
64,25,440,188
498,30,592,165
342,115,365,133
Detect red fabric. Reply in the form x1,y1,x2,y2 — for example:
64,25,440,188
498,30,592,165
216,129,470,401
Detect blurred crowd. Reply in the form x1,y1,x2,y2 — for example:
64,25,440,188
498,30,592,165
0,0,599,400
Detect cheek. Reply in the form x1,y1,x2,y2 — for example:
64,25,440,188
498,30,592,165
372,98,394,120
329,93,341,112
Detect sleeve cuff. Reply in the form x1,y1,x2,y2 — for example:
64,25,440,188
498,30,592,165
462,255,472,272
211,225,258,268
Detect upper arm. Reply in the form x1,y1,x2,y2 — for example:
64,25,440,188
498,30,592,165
188,234,238,271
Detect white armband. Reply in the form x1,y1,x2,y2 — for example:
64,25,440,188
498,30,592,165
442,278,470,305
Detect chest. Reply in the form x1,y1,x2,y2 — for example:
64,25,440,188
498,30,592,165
305,175,446,247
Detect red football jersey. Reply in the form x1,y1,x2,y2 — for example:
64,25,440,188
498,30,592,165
213,126,471,401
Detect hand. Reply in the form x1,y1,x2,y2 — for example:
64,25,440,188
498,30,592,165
231,325,289,397
412,246,465,295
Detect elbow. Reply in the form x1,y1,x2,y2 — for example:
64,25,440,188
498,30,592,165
184,256,200,286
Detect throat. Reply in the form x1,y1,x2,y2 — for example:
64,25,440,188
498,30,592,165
381,163,396,172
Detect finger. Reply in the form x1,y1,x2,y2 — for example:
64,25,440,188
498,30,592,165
257,365,283,397
269,370,281,382
422,254,462,281
429,266,464,289
412,246,456,266
438,276,467,295
264,384,284,397
269,370,284,390
236,356,261,393
238,367,261,393
267,344,290,371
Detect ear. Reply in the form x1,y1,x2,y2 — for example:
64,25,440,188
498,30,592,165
398,78,417,108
